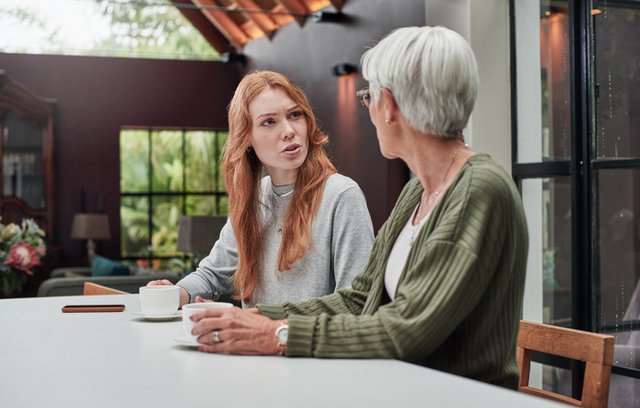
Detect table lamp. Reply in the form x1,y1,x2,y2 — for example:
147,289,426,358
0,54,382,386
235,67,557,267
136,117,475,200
71,213,111,262
176,216,226,262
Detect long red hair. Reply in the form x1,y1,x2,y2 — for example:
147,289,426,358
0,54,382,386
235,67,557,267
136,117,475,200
223,71,336,302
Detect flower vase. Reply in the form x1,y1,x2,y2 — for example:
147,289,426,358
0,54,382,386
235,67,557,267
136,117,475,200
0,270,27,297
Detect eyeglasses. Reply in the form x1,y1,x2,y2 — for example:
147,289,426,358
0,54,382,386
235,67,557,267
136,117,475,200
356,88,371,109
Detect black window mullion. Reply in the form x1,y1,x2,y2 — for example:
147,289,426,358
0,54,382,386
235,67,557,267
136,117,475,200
570,0,598,399
146,129,154,265
182,129,187,215
214,130,220,215
513,161,572,179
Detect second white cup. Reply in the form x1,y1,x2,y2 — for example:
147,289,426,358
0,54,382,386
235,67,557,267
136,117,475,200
139,285,180,316
182,302,233,342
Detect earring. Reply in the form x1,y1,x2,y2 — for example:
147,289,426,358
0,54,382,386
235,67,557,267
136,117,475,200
385,119,391,125
247,146,253,153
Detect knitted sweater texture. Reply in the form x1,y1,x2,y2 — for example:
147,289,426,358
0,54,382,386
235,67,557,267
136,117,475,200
178,173,374,308
259,154,528,389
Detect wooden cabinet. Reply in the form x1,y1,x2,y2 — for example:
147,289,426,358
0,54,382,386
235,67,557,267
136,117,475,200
0,70,56,244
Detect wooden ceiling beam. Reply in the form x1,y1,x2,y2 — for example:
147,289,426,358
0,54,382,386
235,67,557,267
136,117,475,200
235,0,279,38
329,0,345,11
193,0,250,50
170,0,232,53
275,0,309,26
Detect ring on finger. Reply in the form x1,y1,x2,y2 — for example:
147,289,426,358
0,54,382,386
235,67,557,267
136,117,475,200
211,330,222,343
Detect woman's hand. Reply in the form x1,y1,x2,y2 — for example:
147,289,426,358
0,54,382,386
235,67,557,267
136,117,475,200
147,279,174,286
190,307,285,355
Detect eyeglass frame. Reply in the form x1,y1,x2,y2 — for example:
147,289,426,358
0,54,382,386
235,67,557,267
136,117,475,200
356,87,371,109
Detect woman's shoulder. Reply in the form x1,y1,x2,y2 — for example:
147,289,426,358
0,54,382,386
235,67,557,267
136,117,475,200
324,173,362,193
459,154,522,207
465,154,514,189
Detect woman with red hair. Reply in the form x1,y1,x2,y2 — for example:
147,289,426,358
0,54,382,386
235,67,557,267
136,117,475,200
150,71,374,308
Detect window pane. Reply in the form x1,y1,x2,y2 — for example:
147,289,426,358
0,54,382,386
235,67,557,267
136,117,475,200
151,195,183,256
608,373,640,408
3,112,45,208
0,0,219,61
522,177,572,325
593,3,640,159
185,130,215,192
120,196,149,257
218,196,228,216
217,131,228,192
516,0,571,163
152,130,183,192
120,129,149,192
543,177,572,325
597,168,640,371
120,127,228,263
186,195,217,216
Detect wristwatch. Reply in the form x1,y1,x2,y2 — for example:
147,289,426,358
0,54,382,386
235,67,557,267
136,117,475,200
275,323,289,355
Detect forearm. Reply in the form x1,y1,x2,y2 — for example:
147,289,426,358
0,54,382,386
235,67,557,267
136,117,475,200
258,287,368,320
285,313,397,358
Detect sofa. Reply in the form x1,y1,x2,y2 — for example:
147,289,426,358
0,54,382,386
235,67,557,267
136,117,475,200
37,265,181,297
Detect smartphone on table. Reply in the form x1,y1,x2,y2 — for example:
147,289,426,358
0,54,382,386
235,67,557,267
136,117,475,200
61,304,126,313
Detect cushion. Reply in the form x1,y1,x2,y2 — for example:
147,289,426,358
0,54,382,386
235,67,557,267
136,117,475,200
91,256,130,277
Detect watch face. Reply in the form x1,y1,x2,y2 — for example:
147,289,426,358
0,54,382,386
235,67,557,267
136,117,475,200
277,326,288,342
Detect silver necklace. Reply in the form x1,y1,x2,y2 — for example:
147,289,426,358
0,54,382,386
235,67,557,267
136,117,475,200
410,142,469,246
272,184,294,197
274,189,294,197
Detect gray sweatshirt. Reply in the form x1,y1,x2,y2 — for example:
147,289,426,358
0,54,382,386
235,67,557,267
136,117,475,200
177,173,375,308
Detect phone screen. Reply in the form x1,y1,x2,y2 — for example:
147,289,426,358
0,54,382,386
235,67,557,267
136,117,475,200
61,304,126,313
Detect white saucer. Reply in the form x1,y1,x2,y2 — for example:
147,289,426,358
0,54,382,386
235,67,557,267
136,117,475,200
173,336,200,347
133,311,181,321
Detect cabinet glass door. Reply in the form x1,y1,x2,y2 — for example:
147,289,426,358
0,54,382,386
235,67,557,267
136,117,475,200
2,111,45,209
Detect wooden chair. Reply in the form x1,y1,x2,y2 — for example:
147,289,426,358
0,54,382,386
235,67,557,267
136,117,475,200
516,320,615,408
82,282,128,296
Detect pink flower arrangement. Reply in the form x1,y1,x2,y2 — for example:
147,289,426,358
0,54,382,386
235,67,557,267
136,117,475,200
1,218,46,295
4,241,42,275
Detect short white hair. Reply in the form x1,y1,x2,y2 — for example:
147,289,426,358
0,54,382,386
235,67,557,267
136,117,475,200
361,26,478,138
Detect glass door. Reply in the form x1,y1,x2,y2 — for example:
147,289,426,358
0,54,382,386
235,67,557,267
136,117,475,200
512,1,640,405
2,111,45,208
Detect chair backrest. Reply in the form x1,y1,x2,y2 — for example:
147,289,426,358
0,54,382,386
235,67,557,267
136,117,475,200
83,282,128,296
516,320,614,408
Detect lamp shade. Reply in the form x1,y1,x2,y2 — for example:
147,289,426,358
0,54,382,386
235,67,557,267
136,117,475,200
71,213,111,240
177,216,227,255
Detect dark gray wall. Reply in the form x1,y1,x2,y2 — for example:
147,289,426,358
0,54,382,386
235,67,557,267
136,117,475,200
0,53,242,266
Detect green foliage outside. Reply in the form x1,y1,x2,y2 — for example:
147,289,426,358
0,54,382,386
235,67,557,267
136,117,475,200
0,0,218,60
120,129,228,272
94,0,219,60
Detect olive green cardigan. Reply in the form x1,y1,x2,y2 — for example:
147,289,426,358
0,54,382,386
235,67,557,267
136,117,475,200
259,154,528,389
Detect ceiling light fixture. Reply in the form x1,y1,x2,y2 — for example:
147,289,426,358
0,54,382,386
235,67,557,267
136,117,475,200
332,63,357,77
310,11,347,23
220,50,247,64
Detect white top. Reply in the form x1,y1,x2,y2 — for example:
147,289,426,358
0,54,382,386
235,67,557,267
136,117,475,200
0,294,564,408
385,207,429,299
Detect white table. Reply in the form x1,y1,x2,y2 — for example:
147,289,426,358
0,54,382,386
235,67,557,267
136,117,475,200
0,295,562,408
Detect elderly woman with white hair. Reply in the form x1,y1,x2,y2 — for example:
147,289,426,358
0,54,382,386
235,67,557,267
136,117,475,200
187,26,529,389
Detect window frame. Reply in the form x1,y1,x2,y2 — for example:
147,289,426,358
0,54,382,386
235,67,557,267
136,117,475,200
509,0,640,396
119,126,228,265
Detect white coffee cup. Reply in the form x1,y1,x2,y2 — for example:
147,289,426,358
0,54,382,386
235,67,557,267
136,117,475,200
182,302,233,342
139,286,180,316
